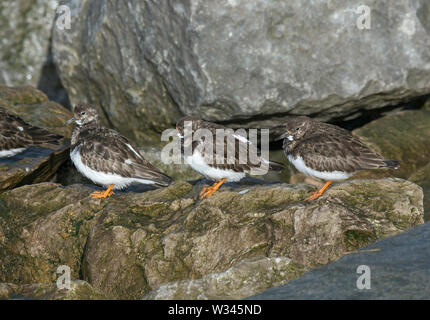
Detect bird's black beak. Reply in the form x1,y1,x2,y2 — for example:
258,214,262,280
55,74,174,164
64,117,75,126
275,132,288,141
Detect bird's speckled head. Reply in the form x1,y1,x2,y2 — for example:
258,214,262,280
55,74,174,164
70,103,100,127
276,116,313,142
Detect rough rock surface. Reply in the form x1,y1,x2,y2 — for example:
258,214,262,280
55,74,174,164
409,163,430,221
249,222,430,300
353,108,430,180
0,280,107,300
0,86,72,138
350,106,430,217
53,0,430,145
0,0,69,104
0,179,423,299
143,256,305,300
0,86,72,191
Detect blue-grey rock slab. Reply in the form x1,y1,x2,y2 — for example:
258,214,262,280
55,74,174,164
249,222,430,300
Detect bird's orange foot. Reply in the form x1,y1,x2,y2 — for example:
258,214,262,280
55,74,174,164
304,191,323,201
200,179,226,200
90,184,114,199
304,181,332,202
200,186,218,199
199,187,209,197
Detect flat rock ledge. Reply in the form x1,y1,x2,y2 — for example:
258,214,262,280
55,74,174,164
0,178,423,299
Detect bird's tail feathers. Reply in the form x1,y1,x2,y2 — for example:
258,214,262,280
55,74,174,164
381,160,400,169
153,172,174,187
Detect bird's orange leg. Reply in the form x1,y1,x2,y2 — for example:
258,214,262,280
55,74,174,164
199,180,222,198
91,184,115,199
200,178,226,199
305,181,332,201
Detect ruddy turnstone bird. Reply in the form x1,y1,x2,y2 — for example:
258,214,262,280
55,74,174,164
66,103,173,199
0,107,62,158
276,116,400,201
176,116,284,199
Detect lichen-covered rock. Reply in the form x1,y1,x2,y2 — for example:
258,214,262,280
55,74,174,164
0,183,100,284
52,0,430,145
0,283,18,299
143,256,305,300
350,107,430,219
0,280,107,300
0,178,423,299
0,85,71,191
0,85,47,106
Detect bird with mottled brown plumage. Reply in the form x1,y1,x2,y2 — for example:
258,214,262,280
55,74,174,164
0,107,62,158
176,116,283,199
276,116,400,201
66,103,173,199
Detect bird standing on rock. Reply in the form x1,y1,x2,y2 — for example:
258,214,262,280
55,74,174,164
276,116,400,201
176,116,284,199
66,103,173,199
0,107,62,158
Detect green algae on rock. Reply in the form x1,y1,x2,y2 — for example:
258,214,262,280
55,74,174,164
352,108,430,180
351,107,430,219
0,183,100,285
0,178,423,299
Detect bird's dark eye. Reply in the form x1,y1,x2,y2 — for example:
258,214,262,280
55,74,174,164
81,112,86,116
295,127,300,131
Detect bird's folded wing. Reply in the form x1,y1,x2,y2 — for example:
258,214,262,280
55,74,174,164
299,134,386,172
79,128,171,184
201,129,265,171
0,110,61,148
0,113,35,149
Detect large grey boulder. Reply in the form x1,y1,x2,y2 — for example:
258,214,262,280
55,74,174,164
0,0,58,86
0,0,68,104
53,0,430,145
